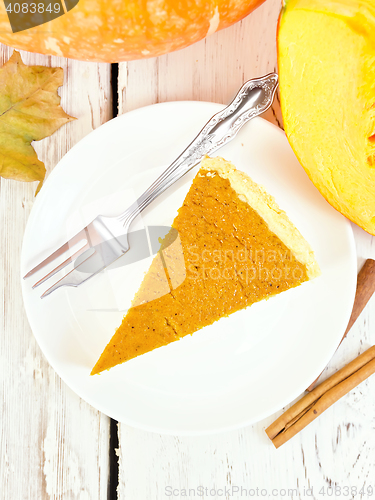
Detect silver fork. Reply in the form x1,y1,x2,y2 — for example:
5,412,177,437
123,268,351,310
24,73,279,298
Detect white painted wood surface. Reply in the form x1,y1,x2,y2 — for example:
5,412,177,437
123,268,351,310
1,0,375,498
0,48,112,499
117,1,375,499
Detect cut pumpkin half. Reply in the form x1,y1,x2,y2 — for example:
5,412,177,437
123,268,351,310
278,0,375,234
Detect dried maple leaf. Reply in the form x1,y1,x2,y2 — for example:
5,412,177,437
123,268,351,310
0,51,75,193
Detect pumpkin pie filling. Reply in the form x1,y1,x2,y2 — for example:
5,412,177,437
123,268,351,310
91,157,320,374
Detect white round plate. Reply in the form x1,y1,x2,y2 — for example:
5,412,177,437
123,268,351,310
21,101,357,435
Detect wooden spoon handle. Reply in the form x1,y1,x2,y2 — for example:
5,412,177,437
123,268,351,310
306,258,375,392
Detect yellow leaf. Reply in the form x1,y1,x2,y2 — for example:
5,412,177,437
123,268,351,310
0,51,75,191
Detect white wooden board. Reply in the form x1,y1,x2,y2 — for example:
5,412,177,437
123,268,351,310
0,46,112,499
117,1,375,498
1,0,375,497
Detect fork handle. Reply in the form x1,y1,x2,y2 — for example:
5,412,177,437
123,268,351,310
118,73,279,227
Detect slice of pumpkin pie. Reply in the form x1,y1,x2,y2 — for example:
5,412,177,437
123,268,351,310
91,157,320,374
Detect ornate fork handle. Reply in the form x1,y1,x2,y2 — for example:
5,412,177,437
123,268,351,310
119,73,278,227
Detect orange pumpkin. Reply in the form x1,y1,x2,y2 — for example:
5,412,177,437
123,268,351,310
0,0,266,62
278,0,375,235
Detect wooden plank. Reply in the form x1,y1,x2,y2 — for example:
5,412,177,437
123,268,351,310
118,0,282,128
0,46,112,499
116,0,375,497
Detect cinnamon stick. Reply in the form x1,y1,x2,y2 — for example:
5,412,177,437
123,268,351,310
344,259,375,335
307,259,375,391
266,345,375,448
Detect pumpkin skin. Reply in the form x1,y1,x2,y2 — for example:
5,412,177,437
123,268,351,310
278,0,375,235
0,0,266,62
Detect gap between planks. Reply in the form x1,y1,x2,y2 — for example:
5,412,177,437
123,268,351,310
107,61,120,500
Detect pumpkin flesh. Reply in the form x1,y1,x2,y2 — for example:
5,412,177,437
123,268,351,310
278,0,375,234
